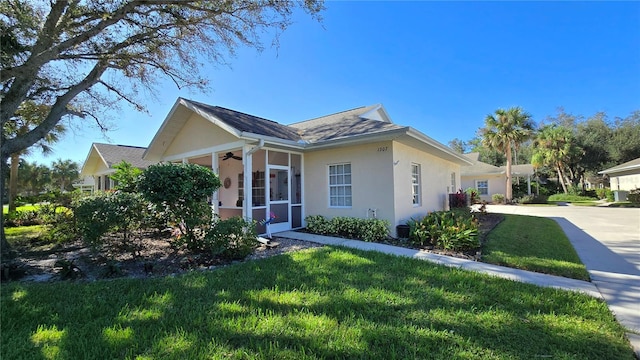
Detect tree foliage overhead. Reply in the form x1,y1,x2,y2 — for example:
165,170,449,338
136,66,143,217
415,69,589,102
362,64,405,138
0,0,324,158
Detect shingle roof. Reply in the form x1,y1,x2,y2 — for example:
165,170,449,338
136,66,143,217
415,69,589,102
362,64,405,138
184,99,303,142
183,99,407,145
283,105,403,143
144,98,471,165
461,153,503,176
93,143,154,169
462,153,534,176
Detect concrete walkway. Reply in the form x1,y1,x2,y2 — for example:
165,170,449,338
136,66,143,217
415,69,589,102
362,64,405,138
276,205,640,356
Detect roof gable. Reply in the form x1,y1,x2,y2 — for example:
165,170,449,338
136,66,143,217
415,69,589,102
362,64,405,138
81,143,153,176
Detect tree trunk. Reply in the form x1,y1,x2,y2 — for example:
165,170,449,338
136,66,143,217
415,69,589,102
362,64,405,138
8,153,19,213
505,142,513,201
1,154,13,261
556,165,568,193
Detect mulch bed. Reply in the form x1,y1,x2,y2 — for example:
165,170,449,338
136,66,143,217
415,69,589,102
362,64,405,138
381,213,504,260
2,213,503,283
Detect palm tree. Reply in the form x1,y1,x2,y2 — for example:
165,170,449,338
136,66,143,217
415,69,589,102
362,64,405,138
51,159,79,192
480,107,535,201
4,101,65,212
531,124,579,194
18,161,52,196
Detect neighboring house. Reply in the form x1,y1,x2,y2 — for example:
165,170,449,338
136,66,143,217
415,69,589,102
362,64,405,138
461,152,534,202
142,97,472,236
599,157,640,192
80,143,155,192
72,176,95,194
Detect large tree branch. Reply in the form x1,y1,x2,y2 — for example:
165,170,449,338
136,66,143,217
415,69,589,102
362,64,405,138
2,60,107,157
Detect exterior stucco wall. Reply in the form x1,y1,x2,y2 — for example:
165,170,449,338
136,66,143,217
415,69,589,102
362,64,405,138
461,174,506,202
303,141,395,231
610,172,640,191
163,113,239,158
392,141,462,226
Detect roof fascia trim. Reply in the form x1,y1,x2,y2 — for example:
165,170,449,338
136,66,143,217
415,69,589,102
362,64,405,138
303,128,407,150
239,132,306,150
79,143,99,176
143,98,186,160
598,163,640,175
406,128,473,165
180,100,243,138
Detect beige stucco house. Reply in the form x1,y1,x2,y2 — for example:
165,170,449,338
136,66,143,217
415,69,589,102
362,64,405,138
461,153,534,202
140,98,472,236
599,157,640,192
80,143,155,191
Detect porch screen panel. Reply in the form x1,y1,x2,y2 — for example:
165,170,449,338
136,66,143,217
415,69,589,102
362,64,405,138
253,208,266,234
292,205,302,228
291,154,302,204
270,203,288,224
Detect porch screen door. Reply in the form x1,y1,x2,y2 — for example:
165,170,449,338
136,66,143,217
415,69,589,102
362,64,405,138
267,166,290,233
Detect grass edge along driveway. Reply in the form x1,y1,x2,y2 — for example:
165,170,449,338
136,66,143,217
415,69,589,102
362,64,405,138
2,247,634,359
482,214,590,281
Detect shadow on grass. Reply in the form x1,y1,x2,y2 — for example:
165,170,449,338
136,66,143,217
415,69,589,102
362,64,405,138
1,247,635,359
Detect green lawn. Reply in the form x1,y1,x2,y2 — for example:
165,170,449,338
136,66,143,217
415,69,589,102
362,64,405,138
1,247,634,359
547,200,598,207
5,225,53,251
482,214,590,281
3,204,39,214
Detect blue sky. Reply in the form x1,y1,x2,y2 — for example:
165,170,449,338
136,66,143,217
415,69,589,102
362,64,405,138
28,1,640,166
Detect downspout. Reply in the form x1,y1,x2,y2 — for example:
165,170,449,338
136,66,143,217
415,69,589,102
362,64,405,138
246,139,265,156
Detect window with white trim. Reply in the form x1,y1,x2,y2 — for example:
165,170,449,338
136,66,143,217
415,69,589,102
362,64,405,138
476,180,489,195
412,163,421,206
329,163,352,207
451,172,456,193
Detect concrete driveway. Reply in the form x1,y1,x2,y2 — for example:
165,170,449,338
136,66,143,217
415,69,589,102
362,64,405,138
486,204,640,353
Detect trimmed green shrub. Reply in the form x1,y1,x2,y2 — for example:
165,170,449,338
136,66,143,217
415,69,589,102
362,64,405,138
548,194,596,202
74,191,146,247
111,160,142,193
407,210,479,251
137,163,221,250
304,215,389,242
304,215,332,235
204,217,257,260
605,188,615,202
492,193,505,204
628,188,640,204
36,203,77,243
518,194,549,204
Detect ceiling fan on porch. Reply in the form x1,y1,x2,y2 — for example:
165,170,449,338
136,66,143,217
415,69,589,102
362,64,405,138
221,152,242,161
